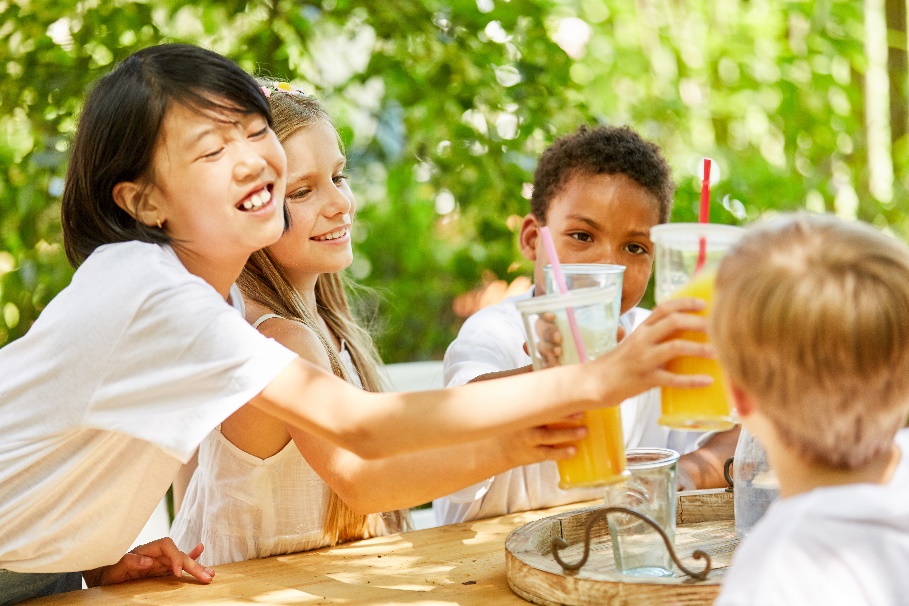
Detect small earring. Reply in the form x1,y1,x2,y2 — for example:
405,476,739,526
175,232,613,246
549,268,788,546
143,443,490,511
156,218,163,229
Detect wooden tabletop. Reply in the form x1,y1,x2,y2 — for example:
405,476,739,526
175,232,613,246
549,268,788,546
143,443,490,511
25,500,602,605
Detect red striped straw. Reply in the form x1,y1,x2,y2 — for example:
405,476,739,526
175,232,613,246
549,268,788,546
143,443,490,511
539,227,588,363
695,158,712,273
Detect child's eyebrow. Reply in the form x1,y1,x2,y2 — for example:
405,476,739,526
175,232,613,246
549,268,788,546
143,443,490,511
566,214,603,230
287,155,347,183
626,229,652,239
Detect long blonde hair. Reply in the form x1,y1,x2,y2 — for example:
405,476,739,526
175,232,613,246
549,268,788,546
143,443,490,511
239,82,409,544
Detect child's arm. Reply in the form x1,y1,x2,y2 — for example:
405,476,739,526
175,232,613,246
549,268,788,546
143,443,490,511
82,538,213,587
288,415,588,514
224,315,588,509
677,426,741,490
251,297,712,460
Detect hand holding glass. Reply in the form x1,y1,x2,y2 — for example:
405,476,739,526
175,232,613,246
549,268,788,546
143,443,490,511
650,223,744,431
517,286,627,489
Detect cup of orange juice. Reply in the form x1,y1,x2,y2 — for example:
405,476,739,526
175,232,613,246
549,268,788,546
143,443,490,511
650,223,745,431
516,286,628,488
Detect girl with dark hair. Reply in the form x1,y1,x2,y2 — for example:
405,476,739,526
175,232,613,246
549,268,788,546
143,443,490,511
0,44,712,602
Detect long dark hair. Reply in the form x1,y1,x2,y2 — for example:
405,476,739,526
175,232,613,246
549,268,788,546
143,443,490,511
61,43,271,266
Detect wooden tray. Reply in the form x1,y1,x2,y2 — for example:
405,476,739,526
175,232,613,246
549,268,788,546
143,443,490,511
505,489,737,606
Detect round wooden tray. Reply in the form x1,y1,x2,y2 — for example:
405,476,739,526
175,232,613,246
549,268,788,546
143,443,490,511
505,489,738,606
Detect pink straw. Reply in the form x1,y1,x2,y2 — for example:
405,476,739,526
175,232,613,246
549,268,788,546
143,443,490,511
539,227,588,363
695,158,711,273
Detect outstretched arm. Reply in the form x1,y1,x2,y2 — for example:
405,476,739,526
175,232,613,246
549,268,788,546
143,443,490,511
251,297,713,460
289,415,587,514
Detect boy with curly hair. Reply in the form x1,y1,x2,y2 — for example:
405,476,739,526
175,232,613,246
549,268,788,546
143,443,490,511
715,213,909,605
435,125,737,525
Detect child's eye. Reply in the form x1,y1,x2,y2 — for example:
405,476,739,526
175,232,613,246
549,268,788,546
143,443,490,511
201,148,224,160
332,173,349,186
287,188,311,200
249,127,269,139
625,243,648,255
570,232,593,243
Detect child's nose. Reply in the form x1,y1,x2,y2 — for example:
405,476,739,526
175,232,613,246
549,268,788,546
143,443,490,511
234,144,268,181
599,252,620,265
324,186,351,216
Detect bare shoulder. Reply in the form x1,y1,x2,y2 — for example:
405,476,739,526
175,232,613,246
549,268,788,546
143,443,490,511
247,306,332,373
226,301,331,456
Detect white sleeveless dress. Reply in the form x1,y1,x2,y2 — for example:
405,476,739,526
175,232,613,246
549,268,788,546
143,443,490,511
170,315,386,566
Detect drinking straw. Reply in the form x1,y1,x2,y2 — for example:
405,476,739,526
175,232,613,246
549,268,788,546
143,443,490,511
695,158,712,273
539,226,588,363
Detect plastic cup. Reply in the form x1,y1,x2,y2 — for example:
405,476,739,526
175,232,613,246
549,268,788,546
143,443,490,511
605,448,680,577
543,263,625,316
650,223,745,431
516,286,627,489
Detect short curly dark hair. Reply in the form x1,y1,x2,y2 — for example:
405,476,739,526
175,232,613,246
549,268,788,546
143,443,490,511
530,125,674,224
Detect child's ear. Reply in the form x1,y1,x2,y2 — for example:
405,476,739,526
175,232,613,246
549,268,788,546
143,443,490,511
729,383,755,419
112,180,162,228
519,214,541,261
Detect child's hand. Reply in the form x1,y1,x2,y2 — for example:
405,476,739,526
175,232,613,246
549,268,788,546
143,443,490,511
498,413,588,468
595,297,714,403
529,313,628,366
529,312,562,368
83,538,214,587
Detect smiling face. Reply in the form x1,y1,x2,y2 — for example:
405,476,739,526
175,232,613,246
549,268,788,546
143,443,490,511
266,120,354,285
139,101,287,276
520,172,661,314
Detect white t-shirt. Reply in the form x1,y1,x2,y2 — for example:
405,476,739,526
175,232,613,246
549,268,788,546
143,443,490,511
434,287,703,525
717,428,909,606
0,242,297,573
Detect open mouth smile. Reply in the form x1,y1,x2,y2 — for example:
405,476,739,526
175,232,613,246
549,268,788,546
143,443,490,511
311,227,349,242
237,185,273,211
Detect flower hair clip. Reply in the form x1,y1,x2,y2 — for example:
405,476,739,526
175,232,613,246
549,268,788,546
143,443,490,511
259,81,309,99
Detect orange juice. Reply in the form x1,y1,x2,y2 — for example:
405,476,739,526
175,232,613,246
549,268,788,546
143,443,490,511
557,406,629,489
659,271,734,431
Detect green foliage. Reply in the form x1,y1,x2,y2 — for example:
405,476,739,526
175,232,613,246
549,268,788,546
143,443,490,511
1,0,905,361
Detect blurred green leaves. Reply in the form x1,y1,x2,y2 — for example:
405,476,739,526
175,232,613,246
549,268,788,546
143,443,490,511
0,0,905,360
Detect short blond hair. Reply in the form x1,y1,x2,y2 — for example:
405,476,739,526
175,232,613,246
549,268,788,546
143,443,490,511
712,213,909,469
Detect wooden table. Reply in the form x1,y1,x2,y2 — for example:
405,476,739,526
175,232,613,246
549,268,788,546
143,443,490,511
25,500,603,605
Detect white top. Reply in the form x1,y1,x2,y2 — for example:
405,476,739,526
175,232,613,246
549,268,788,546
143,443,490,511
717,428,909,606
0,242,297,573
170,335,384,566
434,287,703,525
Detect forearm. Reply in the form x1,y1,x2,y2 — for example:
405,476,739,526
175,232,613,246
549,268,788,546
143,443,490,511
678,425,741,490
315,439,519,514
257,358,603,460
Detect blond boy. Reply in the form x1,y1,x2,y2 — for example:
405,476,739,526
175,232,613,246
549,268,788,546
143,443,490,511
714,213,909,605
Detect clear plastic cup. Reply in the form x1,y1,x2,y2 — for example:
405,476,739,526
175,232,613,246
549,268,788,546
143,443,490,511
543,263,625,316
605,448,680,577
